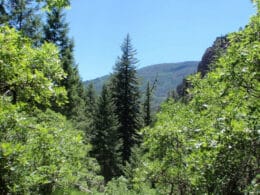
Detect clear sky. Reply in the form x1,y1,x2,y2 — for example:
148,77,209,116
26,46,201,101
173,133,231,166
66,0,256,81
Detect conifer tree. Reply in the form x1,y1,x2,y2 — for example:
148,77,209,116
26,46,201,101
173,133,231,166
110,34,141,164
44,7,69,51
43,8,86,124
143,81,152,126
84,83,97,137
85,83,97,117
91,84,121,182
0,1,8,24
0,0,43,44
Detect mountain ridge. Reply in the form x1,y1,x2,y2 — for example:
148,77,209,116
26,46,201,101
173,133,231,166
84,61,199,108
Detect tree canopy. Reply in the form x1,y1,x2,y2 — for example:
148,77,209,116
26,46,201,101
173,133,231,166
0,0,259,194
0,25,102,194
129,4,260,193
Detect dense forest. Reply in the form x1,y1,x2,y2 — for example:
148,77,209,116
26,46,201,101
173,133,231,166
0,0,259,194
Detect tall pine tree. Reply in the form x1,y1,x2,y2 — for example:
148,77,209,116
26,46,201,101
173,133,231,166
43,7,86,126
110,34,141,164
91,84,121,183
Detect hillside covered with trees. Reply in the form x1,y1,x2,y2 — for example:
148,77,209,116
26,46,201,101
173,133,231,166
0,0,259,194
85,61,198,109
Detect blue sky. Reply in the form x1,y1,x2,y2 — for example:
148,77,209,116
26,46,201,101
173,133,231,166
66,0,255,80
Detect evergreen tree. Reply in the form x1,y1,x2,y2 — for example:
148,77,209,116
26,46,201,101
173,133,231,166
43,7,86,124
143,82,152,126
143,77,158,126
84,83,97,138
0,1,8,24
44,7,69,52
0,0,43,45
91,84,121,183
110,34,141,164
85,83,97,117
131,1,260,193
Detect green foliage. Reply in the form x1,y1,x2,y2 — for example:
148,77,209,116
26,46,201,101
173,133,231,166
44,7,69,51
0,0,43,45
110,34,142,164
131,3,260,194
84,83,97,137
176,36,228,103
43,7,88,132
104,177,156,195
136,101,194,194
52,188,89,195
104,177,131,195
0,25,102,194
143,82,152,126
85,61,198,110
91,84,122,182
0,100,102,194
85,83,97,116
0,0,71,44
0,26,67,108
39,0,70,10
1,1,259,194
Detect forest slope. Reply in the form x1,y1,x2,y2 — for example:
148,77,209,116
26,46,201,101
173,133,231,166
84,61,198,107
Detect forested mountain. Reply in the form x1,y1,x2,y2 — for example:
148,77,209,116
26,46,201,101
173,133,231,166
106,2,259,193
0,0,259,194
85,61,198,108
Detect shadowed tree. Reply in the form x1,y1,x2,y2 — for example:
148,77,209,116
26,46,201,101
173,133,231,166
43,7,87,127
91,84,122,182
110,34,141,164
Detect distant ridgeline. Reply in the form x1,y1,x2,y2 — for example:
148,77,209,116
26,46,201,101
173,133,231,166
85,35,230,109
84,61,198,109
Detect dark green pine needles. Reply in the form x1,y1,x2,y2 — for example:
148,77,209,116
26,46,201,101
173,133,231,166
110,34,142,164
